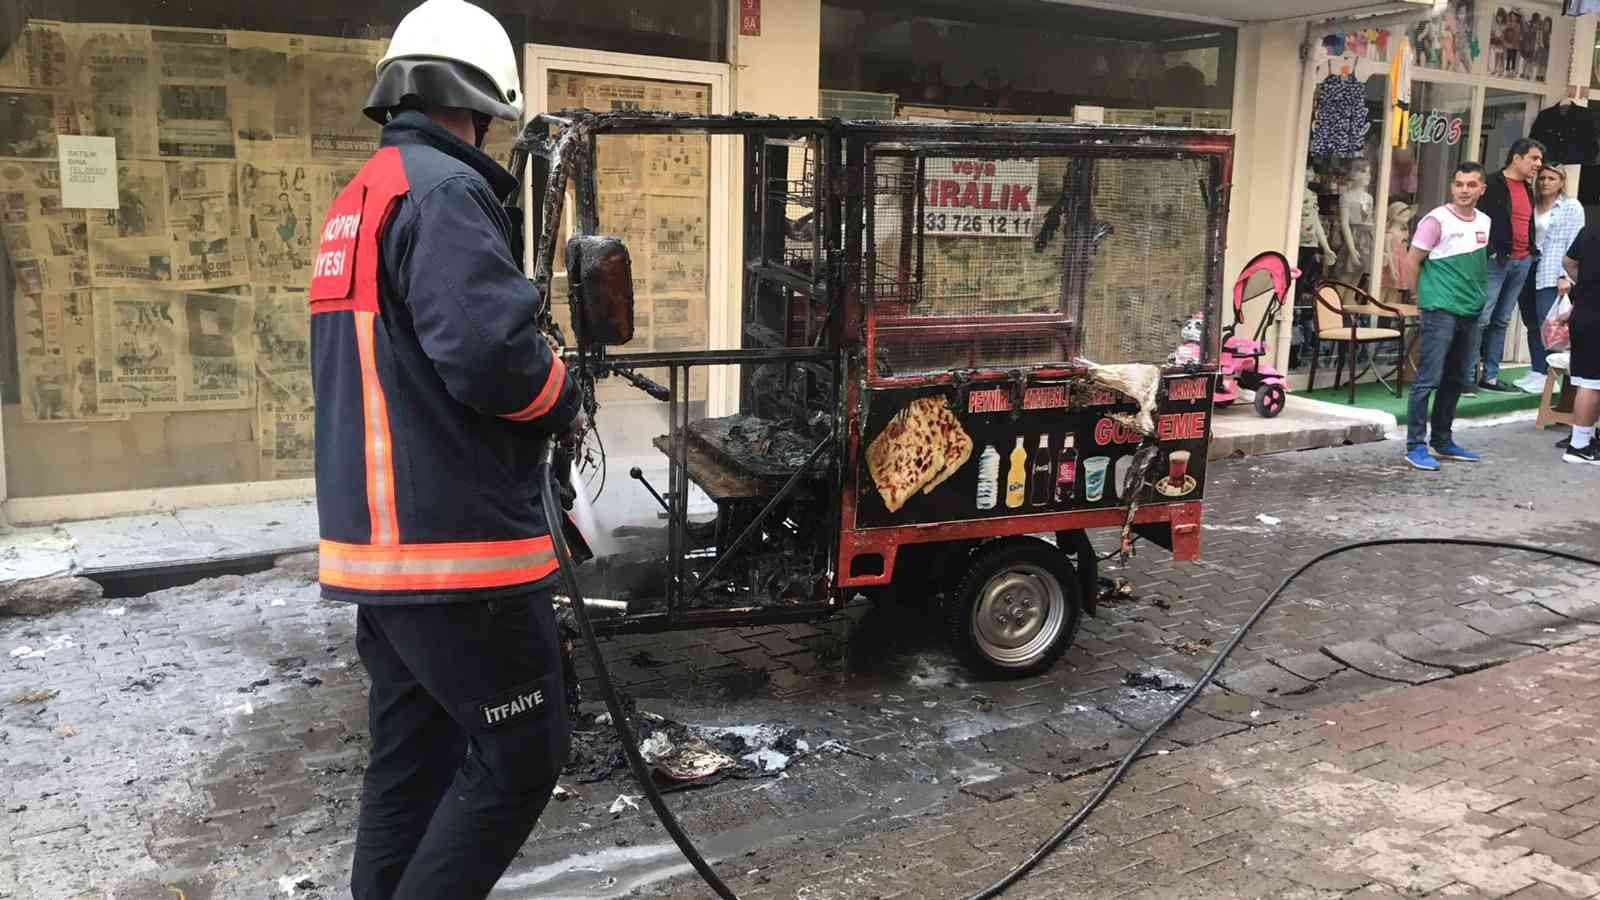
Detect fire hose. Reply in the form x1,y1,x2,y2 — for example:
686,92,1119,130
540,437,739,899
539,437,1600,899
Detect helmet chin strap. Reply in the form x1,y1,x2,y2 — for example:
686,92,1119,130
472,112,492,149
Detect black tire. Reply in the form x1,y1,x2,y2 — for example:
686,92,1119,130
947,537,1082,678
1254,383,1286,418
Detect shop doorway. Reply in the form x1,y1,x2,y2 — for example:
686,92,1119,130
1482,87,1544,369
1482,88,1540,172
524,47,733,504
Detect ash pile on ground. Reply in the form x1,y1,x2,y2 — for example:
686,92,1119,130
564,700,810,792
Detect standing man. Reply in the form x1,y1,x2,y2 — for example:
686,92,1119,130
1404,162,1492,471
1473,137,1545,393
307,0,585,896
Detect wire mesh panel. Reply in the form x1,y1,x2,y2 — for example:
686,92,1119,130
864,146,1219,379
771,138,822,276
1077,157,1214,366
741,133,834,418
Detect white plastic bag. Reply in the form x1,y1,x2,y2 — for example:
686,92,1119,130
1543,294,1573,353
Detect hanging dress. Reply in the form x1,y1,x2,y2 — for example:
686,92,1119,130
1309,74,1370,157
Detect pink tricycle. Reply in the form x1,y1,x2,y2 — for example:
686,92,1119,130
1216,250,1297,418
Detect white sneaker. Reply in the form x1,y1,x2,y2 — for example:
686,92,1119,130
1515,372,1546,394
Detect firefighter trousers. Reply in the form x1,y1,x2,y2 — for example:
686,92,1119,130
350,586,572,899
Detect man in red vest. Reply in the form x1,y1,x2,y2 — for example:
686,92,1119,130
307,1,584,895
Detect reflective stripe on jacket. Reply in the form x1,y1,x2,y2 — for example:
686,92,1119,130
309,111,581,603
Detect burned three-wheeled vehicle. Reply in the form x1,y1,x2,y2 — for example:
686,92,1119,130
518,112,1231,676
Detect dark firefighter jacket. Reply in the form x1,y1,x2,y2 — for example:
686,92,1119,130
309,110,581,603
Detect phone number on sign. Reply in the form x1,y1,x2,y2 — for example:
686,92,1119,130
924,212,1033,237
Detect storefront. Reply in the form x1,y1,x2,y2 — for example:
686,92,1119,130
0,0,732,522
819,0,1235,127
1287,1,1595,386
0,0,1591,524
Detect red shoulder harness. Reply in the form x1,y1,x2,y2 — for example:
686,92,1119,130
309,147,410,315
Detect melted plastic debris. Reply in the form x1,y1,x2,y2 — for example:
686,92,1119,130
566,707,809,789
1085,362,1162,435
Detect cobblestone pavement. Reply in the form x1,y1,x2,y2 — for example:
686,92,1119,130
1,420,1598,898
655,636,1600,899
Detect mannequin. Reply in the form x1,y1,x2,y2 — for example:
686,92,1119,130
1339,161,1375,283
1384,201,1415,301
1299,168,1336,276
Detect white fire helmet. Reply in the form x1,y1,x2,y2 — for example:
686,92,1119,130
368,0,522,122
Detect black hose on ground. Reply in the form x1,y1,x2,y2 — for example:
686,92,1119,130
963,537,1600,900
540,439,1600,900
538,444,738,900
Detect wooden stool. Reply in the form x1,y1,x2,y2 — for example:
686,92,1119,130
1536,352,1578,429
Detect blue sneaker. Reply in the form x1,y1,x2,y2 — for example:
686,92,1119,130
1432,442,1480,462
1406,446,1440,471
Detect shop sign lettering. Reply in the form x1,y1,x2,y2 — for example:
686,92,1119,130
966,385,1069,413
1080,386,1120,406
1166,377,1209,402
1094,417,1143,446
1407,110,1463,146
1157,412,1207,441
923,157,1039,238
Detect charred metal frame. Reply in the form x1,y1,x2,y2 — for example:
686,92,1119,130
510,112,1233,634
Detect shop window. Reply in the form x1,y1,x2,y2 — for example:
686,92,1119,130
1387,82,1473,304
1293,73,1387,375
820,0,1235,123
0,1,724,499
2,1,727,64
1403,1,1554,83
547,71,713,464
1482,88,1541,170
1405,1,1479,75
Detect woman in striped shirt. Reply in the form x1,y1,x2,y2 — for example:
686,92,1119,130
1517,165,1585,394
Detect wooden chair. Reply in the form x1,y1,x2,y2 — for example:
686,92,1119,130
1536,352,1579,429
1383,288,1422,385
1308,280,1406,405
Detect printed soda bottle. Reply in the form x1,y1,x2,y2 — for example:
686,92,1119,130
1004,436,1027,509
975,444,1000,510
1029,434,1052,507
1053,434,1077,504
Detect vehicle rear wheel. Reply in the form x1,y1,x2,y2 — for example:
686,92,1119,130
948,538,1081,678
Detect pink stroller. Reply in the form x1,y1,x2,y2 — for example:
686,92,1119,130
1216,250,1297,418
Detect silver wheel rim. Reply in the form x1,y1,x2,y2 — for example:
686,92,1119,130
972,563,1066,668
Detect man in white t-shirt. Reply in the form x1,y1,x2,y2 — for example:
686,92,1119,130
1403,161,1491,472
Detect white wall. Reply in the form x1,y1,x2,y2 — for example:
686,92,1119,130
1226,20,1310,355
732,0,821,116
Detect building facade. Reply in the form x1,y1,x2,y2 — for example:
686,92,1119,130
0,0,1591,522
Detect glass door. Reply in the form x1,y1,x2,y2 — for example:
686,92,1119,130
1481,87,1543,368
1293,69,1389,380
525,48,731,514
1383,80,1473,303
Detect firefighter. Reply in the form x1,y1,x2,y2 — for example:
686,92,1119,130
306,0,584,895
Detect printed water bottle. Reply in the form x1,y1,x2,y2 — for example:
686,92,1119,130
1005,436,1028,509
975,443,1000,510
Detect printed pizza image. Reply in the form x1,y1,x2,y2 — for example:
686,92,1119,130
867,396,973,513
